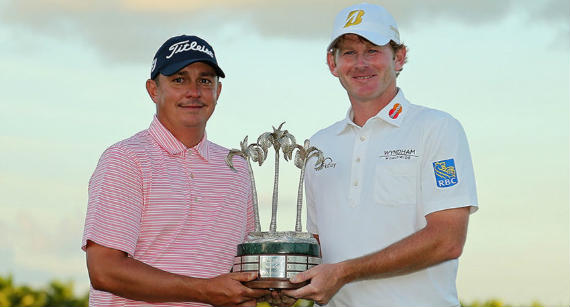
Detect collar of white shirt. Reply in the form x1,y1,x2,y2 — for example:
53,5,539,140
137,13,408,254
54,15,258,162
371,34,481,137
336,88,410,135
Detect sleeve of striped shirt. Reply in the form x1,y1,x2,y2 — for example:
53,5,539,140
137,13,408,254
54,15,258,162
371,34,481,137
82,144,144,257
245,183,255,235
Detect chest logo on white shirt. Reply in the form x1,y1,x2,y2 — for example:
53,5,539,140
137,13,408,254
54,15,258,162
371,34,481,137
315,157,336,171
389,103,403,119
433,159,458,188
379,148,418,160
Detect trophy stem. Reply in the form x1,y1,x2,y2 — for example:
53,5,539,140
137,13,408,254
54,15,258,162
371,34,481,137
295,166,305,232
247,161,261,232
270,150,279,232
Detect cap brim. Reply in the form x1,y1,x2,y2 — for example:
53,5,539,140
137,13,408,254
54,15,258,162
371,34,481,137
327,30,394,52
158,59,225,78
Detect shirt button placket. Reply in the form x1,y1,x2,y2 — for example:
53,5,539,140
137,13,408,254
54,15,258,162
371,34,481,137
186,150,194,205
350,132,368,208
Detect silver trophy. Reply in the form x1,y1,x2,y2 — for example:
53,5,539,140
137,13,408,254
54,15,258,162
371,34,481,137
226,123,325,289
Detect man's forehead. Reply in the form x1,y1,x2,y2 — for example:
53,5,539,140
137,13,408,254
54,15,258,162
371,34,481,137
336,34,389,50
175,62,217,75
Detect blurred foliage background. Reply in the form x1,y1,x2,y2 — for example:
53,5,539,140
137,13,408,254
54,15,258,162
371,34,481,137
461,299,545,307
0,274,87,307
0,274,547,307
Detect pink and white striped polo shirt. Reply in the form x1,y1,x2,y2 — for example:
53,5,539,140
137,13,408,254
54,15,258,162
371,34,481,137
82,116,254,307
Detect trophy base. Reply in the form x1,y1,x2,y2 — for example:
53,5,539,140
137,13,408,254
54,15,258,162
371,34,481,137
245,278,308,289
233,232,321,290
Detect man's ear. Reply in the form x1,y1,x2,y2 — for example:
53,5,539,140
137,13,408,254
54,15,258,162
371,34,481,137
216,81,222,101
394,47,407,72
327,52,339,77
146,79,159,104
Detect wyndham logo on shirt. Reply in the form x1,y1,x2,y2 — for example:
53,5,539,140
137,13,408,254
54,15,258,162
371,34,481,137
433,159,458,188
379,148,418,160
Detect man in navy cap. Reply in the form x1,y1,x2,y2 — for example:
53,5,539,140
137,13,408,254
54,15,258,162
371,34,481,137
82,35,268,307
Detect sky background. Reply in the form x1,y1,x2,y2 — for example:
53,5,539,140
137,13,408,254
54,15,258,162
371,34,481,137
0,0,568,305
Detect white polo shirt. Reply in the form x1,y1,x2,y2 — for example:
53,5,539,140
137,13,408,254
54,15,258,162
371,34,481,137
305,89,478,307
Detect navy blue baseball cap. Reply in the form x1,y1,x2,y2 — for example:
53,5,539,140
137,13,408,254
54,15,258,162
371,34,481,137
150,35,225,79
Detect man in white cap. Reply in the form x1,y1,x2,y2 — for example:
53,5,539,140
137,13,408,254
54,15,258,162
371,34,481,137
284,3,478,306
82,35,268,307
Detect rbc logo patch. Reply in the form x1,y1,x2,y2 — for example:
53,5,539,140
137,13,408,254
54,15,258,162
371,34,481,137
433,159,458,188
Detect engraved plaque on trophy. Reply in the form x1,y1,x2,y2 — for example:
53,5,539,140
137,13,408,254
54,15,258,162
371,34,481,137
226,123,325,290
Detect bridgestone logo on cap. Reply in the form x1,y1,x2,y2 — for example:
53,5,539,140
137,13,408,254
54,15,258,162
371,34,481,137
344,10,365,28
166,40,214,59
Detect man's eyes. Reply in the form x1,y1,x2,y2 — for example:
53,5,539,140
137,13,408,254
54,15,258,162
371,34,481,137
171,77,214,86
342,49,379,55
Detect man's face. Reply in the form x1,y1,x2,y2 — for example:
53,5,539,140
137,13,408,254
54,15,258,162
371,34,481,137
327,34,404,104
146,62,221,133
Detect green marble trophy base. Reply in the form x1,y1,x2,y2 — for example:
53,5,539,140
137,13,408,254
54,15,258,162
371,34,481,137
233,232,321,289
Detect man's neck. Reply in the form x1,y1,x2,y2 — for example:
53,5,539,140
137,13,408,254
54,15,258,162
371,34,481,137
350,87,398,127
174,128,205,148
157,117,205,148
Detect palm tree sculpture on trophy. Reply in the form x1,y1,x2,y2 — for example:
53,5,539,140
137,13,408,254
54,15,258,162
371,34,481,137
225,136,266,232
257,122,296,232
293,140,325,232
226,123,326,292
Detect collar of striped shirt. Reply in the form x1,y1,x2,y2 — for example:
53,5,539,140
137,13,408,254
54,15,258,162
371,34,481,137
148,115,211,161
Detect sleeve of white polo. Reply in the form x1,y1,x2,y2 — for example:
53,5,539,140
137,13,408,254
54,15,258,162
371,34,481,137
420,114,478,216
305,166,319,235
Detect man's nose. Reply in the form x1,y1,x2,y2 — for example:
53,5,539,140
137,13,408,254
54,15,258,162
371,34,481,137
185,81,200,97
355,52,369,66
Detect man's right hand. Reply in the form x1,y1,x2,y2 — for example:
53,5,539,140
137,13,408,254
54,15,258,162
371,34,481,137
86,241,268,306
203,272,269,307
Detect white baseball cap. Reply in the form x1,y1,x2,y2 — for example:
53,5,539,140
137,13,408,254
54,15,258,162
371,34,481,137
328,2,400,51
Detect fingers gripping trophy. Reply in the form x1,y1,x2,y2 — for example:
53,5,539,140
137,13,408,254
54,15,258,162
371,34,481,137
226,123,325,303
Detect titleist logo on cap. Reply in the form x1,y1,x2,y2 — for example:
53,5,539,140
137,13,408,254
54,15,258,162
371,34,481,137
167,40,214,59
